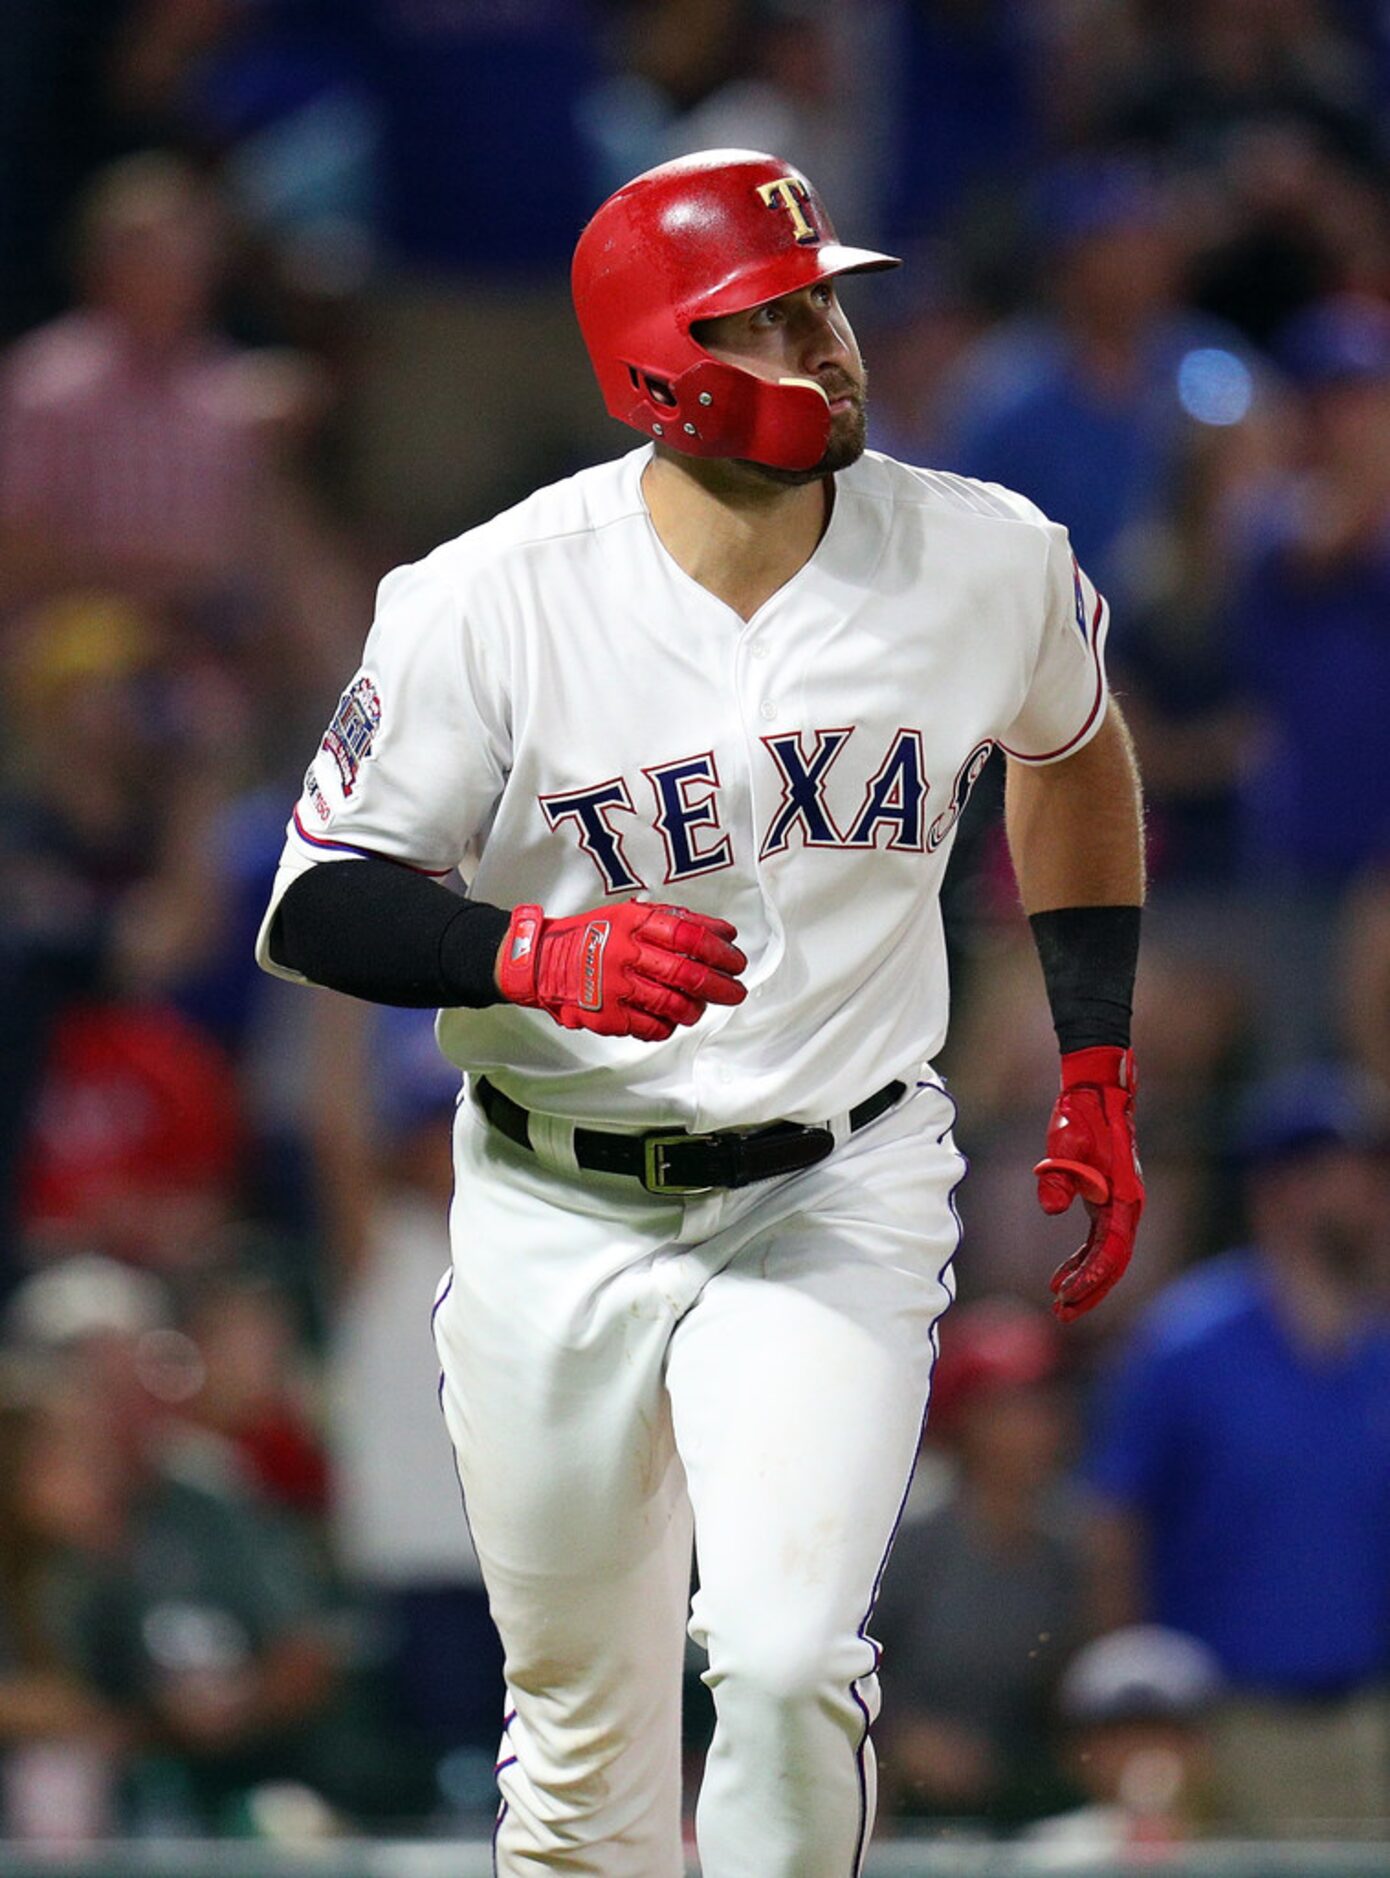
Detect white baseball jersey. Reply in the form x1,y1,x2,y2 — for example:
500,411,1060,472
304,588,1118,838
257,444,1109,1128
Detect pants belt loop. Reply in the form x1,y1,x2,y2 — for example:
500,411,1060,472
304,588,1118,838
826,1105,855,1151
526,1109,583,1177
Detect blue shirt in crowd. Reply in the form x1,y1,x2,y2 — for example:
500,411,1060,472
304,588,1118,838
1228,516,1390,883
1085,1250,1390,1693
939,313,1248,605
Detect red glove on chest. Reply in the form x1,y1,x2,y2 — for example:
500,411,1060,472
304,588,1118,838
497,900,747,1042
1035,1045,1144,1322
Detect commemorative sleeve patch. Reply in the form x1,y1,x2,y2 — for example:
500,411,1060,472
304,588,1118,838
321,673,382,798
303,763,332,822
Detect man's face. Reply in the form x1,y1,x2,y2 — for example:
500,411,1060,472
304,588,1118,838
1309,377,1390,484
1253,1144,1390,1292
692,280,868,484
92,207,219,349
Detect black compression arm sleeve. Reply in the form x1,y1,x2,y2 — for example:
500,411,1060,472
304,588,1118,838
1028,905,1141,1052
268,859,511,1008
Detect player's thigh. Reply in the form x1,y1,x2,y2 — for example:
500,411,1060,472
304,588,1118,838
435,1100,696,1757
667,1084,961,1657
435,1095,690,1579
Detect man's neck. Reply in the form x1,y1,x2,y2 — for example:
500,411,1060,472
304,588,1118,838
641,451,832,623
1260,1244,1364,1356
1063,307,1154,399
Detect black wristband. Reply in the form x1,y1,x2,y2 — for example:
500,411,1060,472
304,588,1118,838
269,858,511,1008
1028,905,1141,1053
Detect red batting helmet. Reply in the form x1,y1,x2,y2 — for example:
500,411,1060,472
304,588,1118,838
572,149,900,471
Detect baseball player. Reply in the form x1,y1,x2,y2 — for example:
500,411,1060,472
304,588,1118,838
256,151,1145,1876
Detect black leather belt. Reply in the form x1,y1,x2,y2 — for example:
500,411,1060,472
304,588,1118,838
473,1076,907,1195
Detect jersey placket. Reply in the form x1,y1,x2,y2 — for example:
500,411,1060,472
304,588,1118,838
682,606,793,1132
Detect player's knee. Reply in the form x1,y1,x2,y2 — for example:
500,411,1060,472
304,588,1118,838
499,1732,674,1844
707,1619,868,1713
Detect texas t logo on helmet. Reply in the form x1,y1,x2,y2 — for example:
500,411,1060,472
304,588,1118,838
571,149,899,471
756,176,820,244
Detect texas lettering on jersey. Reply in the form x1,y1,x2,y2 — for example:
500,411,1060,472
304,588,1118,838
259,449,1112,1128
541,731,996,891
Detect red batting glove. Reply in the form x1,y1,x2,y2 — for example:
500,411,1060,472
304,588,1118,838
496,900,747,1043
1034,1046,1144,1322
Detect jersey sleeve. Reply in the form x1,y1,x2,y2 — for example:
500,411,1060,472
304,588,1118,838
998,522,1110,765
256,556,509,983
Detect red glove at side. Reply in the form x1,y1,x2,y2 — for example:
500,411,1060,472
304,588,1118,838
496,900,747,1043
1034,1045,1144,1322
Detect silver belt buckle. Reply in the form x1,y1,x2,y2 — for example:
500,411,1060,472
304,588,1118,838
642,1132,719,1195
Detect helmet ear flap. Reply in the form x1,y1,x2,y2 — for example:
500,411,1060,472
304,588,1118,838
619,356,831,470
727,368,831,470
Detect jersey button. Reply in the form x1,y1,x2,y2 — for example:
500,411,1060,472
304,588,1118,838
759,700,777,720
750,640,769,659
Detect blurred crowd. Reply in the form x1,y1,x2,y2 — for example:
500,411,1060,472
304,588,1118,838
0,0,1388,1851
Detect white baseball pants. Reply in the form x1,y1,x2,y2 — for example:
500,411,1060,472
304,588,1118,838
431,1076,962,1877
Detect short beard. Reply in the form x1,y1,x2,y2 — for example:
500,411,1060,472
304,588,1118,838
745,397,868,487
1310,1219,1375,1288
